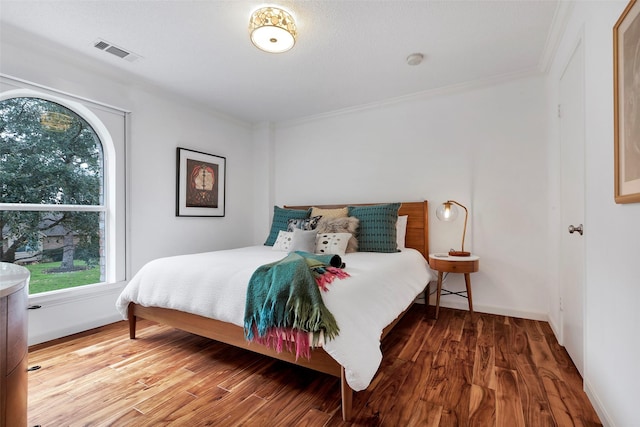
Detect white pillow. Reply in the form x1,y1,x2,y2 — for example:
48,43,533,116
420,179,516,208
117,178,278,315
396,215,408,249
290,228,318,253
315,232,352,256
272,230,293,251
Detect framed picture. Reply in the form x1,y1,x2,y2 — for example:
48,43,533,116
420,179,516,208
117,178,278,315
614,0,640,203
176,147,226,217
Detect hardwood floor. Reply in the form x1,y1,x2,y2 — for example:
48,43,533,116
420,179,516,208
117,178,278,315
27,305,601,426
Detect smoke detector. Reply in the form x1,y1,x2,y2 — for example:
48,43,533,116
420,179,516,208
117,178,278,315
406,53,424,66
93,39,142,63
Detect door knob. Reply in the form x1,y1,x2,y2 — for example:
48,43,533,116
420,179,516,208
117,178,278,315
568,224,583,235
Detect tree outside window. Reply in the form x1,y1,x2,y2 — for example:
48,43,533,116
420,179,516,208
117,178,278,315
1,97,105,294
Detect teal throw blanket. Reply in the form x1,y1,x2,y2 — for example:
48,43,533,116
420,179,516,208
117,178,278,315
244,251,345,359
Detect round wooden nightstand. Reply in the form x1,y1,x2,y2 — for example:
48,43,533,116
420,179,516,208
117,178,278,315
428,254,479,319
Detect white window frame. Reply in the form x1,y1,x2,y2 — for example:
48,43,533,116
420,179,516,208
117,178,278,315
1,77,129,304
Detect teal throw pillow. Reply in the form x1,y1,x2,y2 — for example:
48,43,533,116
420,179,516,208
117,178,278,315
348,203,401,253
264,206,310,246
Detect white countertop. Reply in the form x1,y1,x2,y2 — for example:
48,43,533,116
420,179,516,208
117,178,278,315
0,262,30,297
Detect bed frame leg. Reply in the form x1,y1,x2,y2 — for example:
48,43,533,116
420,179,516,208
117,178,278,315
341,367,353,421
425,282,431,316
127,304,137,339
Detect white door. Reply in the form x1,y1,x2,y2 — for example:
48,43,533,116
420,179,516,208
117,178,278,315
559,41,585,376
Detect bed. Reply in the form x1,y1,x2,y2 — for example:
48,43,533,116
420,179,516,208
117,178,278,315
116,201,432,421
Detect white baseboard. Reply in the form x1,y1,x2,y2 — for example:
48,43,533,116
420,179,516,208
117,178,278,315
584,377,614,427
29,313,123,346
547,314,562,345
28,283,126,346
431,297,548,322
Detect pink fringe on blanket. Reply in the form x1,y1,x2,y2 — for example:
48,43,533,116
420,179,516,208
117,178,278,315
249,325,312,360
315,267,350,291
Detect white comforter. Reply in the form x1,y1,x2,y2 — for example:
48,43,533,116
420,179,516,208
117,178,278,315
115,246,433,391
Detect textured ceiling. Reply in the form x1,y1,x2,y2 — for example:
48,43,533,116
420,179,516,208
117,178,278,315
0,0,560,124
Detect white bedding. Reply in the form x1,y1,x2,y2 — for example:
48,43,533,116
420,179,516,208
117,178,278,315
115,245,434,391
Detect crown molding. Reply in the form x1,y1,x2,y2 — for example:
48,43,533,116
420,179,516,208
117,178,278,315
276,68,544,129
538,1,575,73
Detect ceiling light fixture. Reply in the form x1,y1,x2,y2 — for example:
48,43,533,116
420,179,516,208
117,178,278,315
249,6,297,53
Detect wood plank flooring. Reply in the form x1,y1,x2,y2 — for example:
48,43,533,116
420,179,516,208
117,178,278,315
27,306,601,426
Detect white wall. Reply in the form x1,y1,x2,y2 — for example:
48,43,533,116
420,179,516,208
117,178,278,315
266,75,550,320
1,26,257,344
251,122,276,244
126,88,255,270
547,2,639,426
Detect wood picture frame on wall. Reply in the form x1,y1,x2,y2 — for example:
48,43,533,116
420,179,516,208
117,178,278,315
614,0,640,203
176,147,226,217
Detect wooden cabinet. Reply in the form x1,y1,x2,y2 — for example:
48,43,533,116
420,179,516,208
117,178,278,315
1,263,30,427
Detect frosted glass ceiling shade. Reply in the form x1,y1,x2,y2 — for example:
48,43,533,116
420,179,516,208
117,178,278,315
249,7,297,53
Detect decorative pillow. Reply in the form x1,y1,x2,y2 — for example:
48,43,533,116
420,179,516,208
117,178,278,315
315,232,352,256
272,230,293,251
264,206,310,246
310,206,348,220
316,217,359,253
286,215,322,232
348,203,401,253
289,228,318,253
396,215,408,249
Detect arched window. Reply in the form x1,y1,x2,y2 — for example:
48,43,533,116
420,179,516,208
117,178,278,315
1,94,122,294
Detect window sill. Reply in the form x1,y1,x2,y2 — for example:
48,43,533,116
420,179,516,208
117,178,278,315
29,281,126,308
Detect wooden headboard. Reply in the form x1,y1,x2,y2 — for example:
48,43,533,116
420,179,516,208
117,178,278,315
284,201,429,259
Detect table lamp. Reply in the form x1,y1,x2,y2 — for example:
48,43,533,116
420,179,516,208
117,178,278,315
436,200,470,256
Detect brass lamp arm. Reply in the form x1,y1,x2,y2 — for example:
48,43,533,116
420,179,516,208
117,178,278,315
447,200,468,254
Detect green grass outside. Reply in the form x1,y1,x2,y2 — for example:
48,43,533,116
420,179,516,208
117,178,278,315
23,261,101,294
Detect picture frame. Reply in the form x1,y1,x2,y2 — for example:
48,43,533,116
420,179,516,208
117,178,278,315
176,147,226,217
614,0,640,203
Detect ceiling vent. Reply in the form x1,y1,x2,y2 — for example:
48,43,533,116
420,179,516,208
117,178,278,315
93,39,141,63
